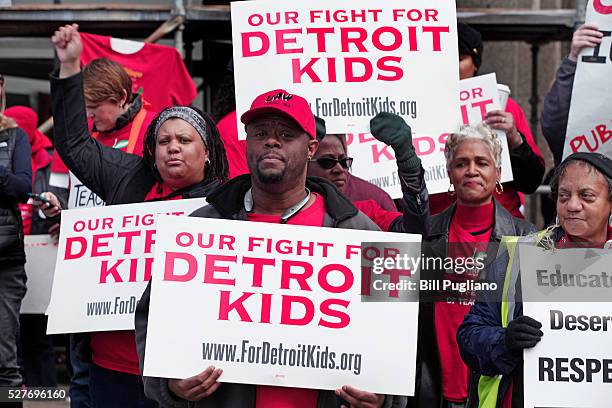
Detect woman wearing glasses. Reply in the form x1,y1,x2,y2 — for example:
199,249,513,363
307,112,428,234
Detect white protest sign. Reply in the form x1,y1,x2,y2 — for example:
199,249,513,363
232,0,460,135
349,73,513,197
521,245,612,408
45,198,205,334
68,172,105,209
457,73,513,183
563,0,612,159
21,235,58,314
144,215,421,395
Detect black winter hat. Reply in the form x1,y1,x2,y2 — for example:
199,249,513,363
458,22,483,70
563,152,612,180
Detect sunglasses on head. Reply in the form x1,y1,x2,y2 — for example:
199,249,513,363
310,157,353,170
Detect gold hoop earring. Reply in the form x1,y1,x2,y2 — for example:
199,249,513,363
447,183,455,197
495,181,504,194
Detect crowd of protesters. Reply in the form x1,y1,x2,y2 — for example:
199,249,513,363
0,15,610,408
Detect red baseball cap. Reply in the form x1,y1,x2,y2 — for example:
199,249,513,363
240,89,316,139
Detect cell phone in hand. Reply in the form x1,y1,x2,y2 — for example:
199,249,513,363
28,192,52,205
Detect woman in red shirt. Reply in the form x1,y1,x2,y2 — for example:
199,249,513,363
414,123,535,408
34,24,230,408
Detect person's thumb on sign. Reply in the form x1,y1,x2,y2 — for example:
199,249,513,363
168,366,223,401
569,23,603,62
336,385,385,408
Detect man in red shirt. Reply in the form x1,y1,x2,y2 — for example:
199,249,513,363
136,89,405,408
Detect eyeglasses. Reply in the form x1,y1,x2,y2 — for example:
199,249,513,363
310,157,353,170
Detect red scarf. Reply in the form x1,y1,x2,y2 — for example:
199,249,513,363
558,225,612,248
4,106,52,179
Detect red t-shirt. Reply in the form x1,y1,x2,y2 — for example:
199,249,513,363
90,331,141,375
344,175,397,212
429,97,544,218
80,32,197,112
91,184,184,374
67,110,153,375
216,111,249,179
247,193,325,407
354,200,401,232
435,202,493,402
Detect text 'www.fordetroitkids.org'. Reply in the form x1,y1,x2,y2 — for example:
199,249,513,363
202,339,362,375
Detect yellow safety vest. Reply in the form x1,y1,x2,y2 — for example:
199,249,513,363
476,231,548,408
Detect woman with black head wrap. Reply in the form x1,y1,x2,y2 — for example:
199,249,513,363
31,24,229,408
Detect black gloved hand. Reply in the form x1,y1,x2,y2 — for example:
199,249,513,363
369,112,421,173
505,315,543,353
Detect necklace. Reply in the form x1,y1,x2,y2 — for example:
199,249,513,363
244,188,312,224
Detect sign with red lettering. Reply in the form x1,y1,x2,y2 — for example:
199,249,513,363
521,246,612,408
143,215,421,394
45,199,206,334
231,0,460,135
21,235,57,314
564,0,612,159
349,73,512,197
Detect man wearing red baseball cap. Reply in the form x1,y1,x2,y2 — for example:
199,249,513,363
136,90,404,407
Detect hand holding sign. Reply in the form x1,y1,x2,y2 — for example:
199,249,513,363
168,366,223,402
569,23,604,62
485,110,522,149
336,385,385,408
505,315,543,353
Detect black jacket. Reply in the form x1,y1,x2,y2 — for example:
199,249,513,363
135,175,407,408
541,58,575,166
50,71,219,205
0,127,32,262
51,71,221,364
410,201,536,407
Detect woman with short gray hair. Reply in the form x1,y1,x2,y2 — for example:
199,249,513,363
414,123,535,407
444,123,503,172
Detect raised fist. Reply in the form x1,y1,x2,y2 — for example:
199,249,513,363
51,24,82,66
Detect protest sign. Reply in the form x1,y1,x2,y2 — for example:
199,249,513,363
349,73,512,197
521,245,612,408
144,215,421,395
68,173,105,209
563,0,612,159
21,235,57,314
45,198,205,334
231,0,460,135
